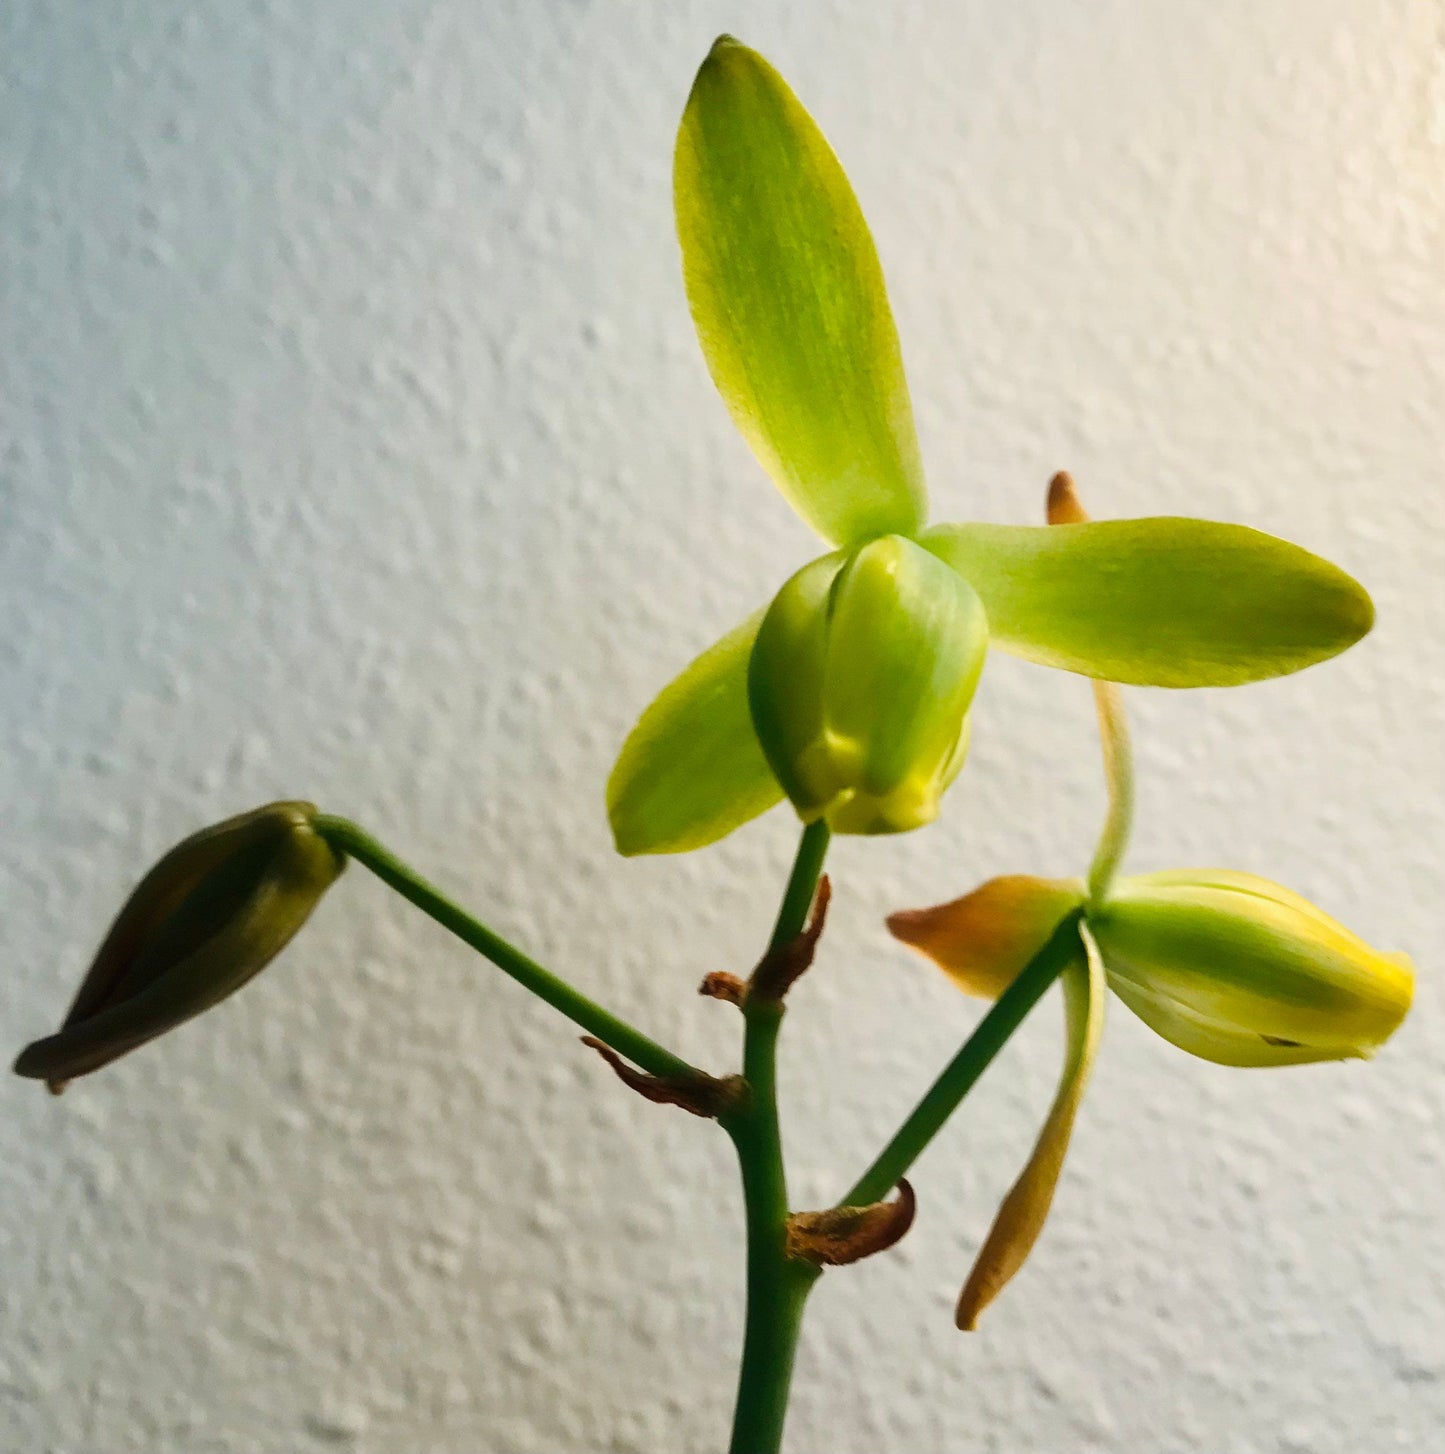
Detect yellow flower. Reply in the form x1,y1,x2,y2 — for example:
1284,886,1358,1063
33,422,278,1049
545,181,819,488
604,42,1372,857
885,472,1411,1328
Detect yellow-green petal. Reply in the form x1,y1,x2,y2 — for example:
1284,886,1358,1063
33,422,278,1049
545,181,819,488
607,612,784,855
1089,869,1413,1065
956,921,1104,1330
922,518,1373,687
675,37,927,546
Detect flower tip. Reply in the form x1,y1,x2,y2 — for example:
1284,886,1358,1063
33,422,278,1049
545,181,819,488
884,906,931,951
1347,578,1376,642
700,34,753,76
1046,471,1088,526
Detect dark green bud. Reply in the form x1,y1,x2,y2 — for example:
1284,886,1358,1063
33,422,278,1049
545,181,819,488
14,802,344,1090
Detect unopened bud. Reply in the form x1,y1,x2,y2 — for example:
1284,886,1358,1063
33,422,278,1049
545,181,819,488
14,802,344,1089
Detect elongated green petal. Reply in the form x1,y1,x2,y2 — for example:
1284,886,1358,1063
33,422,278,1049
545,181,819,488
607,612,784,855
922,519,1373,687
675,37,927,545
1105,975,1347,1067
956,921,1104,1330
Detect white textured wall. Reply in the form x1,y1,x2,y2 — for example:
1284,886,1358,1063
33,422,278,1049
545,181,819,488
3,2,1443,1450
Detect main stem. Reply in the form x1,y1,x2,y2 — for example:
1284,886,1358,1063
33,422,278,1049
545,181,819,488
316,814,1075,1451
721,820,830,1454
311,816,695,1081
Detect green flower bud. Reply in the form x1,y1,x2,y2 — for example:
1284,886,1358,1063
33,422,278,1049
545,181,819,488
1088,869,1413,1066
14,802,344,1090
748,534,987,834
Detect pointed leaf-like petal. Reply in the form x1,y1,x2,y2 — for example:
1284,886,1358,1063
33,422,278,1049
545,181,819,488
888,875,1085,999
676,38,927,545
956,922,1104,1330
607,612,784,856
922,519,1373,686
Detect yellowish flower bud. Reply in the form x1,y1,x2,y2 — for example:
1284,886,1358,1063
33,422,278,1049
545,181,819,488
13,802,344,1090
1088,870,1413,1066
748,534,988,834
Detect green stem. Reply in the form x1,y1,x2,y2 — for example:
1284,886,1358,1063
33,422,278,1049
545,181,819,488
841,909,1085,1208
312,816,695,1082
766,818,832,953
721,820,830,1454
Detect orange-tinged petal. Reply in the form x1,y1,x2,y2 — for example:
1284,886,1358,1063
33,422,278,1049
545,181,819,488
887,875,1085,999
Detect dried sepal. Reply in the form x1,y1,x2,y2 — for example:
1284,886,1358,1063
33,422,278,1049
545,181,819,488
1045,470,1087,527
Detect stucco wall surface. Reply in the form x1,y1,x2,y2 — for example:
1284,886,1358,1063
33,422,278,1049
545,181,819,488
3,1,1444,1450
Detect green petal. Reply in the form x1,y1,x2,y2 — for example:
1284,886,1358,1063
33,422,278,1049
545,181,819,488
956,921,1104,1330
607,612,784,855
675,37,927,546
922,519,1373,687
745,553,842,820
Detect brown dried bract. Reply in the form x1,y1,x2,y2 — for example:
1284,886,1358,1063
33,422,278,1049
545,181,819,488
748,875,832,1003
698,971,746,1006
786,1179,917,1267
580,1037,746,1118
